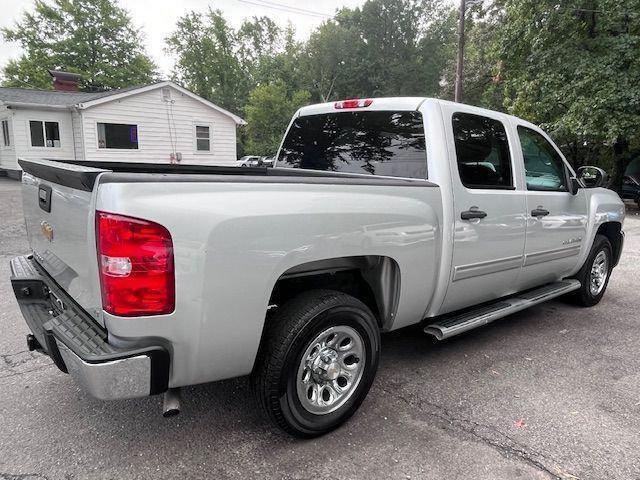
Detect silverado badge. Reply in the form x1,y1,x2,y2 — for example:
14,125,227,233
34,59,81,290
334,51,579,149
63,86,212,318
40,221,54,242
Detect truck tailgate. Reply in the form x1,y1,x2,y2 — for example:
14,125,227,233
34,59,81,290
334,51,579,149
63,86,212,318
19,159,107,323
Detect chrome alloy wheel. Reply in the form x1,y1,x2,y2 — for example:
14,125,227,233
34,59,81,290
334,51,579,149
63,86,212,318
296,325,366,415
589,250,609,296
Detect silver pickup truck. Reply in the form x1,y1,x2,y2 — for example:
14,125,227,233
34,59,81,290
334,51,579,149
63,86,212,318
10,97,624,437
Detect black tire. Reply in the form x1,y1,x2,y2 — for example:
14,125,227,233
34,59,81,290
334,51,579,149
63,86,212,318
569,234,613,307
251,289,380,438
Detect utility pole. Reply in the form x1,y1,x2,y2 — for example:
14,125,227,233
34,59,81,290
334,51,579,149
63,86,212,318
454,0,466,103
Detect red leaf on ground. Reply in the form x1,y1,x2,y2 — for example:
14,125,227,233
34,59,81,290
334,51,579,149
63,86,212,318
513,418,527,429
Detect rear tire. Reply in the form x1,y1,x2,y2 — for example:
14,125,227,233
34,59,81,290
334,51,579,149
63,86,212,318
251,290,380,438
569,234,613,307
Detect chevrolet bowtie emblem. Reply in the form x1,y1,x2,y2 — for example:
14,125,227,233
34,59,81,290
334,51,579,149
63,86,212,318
40,221,54,242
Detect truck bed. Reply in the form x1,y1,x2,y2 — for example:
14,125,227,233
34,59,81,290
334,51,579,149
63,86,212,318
20,158,430,193
17,156,442,387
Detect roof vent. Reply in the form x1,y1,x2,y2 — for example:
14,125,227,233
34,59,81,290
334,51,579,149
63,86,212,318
161,87,172,102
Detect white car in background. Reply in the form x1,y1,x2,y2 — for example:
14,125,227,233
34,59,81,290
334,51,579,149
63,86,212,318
237,155,261,167
237,155,275,167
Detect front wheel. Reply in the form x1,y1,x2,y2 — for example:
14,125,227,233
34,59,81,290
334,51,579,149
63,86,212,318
570,234,613,307
251,290,380,437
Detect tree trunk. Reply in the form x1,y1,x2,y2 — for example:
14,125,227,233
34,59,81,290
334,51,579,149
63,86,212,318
454,0,466,103
610,138,630,193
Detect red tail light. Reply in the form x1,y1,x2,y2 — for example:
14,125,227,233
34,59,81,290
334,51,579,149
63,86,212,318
334,99,373,109
96,211,174,317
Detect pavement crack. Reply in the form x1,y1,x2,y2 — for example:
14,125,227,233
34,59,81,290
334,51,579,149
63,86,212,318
0,350,53,378
0,350,47,368
1,350,32,365
0,474,49,480
379,382,579,480
0,364,54,380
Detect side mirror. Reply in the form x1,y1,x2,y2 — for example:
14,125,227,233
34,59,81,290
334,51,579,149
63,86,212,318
577,166,608,188
569,177,581,195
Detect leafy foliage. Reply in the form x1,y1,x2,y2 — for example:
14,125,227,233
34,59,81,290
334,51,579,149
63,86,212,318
244,81,311,155
301,0,453,101
3,0,639,179
166,10,250,116
462,0,640,188
1,0,156,91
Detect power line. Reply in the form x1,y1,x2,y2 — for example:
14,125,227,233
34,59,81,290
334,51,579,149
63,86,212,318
253,0,333,17
234,0,333,19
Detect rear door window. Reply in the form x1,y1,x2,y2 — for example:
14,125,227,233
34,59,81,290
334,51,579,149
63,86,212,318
278,111,427,179
452,112,513,189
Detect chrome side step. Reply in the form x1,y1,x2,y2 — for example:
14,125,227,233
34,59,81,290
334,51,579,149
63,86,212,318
424,280,581,340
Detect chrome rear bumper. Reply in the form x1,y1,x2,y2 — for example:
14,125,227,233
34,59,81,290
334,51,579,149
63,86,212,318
10,255,169,400
57,342,153,400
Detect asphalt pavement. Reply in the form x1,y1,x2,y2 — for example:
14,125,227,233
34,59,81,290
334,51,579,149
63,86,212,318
1,176,639,480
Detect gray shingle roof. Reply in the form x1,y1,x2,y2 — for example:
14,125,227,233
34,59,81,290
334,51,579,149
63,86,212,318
0,83,159,107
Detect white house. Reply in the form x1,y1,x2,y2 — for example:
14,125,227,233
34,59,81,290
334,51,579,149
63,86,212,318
0,72,246,178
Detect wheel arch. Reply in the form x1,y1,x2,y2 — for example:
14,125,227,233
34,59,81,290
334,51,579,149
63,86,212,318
266,255,401,331
596,221,623,266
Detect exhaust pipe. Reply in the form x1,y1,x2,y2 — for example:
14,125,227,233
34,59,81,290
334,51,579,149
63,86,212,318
162,388,181,417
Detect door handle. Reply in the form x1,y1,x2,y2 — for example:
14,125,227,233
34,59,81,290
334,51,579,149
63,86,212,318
531,208,550,217
461,209,487,220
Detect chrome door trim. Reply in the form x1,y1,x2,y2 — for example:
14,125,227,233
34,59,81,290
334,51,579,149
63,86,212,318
453,255,523,282
523,245,581,267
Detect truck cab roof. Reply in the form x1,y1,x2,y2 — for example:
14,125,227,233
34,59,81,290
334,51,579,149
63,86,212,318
295,97,540,132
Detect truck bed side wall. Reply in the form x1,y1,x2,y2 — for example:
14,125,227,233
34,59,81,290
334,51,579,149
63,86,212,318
95,179,443,387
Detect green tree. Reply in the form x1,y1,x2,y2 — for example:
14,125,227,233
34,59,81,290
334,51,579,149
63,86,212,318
303,20,362,101
302,0,453,102
244,81,311,155
340,0,426,96
1,0,156,90
237,16,283,69
418,3,458,99
488,0,640,189
439,2,505,109
252,26,308,95
166,9,249,116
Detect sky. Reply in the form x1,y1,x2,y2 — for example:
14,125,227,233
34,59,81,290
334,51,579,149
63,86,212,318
0,0,368,79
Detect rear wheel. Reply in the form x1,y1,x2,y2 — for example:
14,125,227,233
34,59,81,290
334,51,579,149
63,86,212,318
570,234,613,307
251,290,380,437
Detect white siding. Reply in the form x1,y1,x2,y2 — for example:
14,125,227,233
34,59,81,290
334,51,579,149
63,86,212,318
81,86,238,165
10,109,75,167
71,109,86,161
0,106,16,170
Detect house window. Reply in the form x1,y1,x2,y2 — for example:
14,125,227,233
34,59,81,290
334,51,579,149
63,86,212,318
1,120,9,146
30,121,60,147
97,123,139,149
195,125,210,151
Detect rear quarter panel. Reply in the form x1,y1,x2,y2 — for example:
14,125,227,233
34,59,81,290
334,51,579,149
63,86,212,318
96,179,443,387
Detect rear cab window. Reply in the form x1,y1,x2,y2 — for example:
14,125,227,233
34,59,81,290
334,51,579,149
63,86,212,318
277,110,427,179
451,112,513,189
